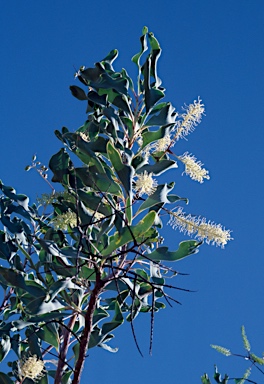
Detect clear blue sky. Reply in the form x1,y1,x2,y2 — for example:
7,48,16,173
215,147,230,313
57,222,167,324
1,1,264,383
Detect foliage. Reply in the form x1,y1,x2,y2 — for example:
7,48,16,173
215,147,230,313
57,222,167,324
202,326,264,384
0,27,231,383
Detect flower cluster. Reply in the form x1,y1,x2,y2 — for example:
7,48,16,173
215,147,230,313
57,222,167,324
168,208,232,248
52,210,77,230
179,152,210,183
135,171,158,196
18,355,46,382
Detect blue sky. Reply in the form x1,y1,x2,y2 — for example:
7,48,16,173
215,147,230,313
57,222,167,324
1,1,264,383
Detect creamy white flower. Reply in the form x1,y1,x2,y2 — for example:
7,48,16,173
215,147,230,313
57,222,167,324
153,134,172,152
18,355,45,382
141,134,174,163
175,97,205,140
168,208,232,248
52,210,77,230
135,171,158,196
179,152,210,183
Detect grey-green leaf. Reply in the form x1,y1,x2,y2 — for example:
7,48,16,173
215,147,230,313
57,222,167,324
146,241,202,261
0,335,11,362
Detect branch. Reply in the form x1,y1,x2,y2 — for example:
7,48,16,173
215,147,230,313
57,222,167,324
72,270,105,384
54,313,78,384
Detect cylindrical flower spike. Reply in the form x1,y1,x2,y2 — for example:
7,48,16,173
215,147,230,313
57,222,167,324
179,152,210,183
168,208,232,248
175,97,205,140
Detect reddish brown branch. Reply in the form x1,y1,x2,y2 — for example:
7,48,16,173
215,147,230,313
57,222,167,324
54,313,78,384
72,271,105,384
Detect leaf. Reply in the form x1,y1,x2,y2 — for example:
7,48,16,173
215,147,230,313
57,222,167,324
101,49,119,68
11,334,21,357
0,181,29,210
61,370,73,384
49,149,71,185
107,141,134,197
0,231,17,260
82,65,129,96
214,365,229,383
137,159,177,176
143,56,164,113
0,372,14,384
25,328,42,357
121,68,134,91
88,326,103,349
146,240,202,262
0,267,46,297
131,28,148,68
24,297,65,316
112,94,132,116
78,189,112,217
105,279,129,292
102,211,157,257
87,90,107,106
69,85,87,100
99,343,118,353
73,342,80,363
37,374,49,384
26,311,69,324
74,135,105,173
136,183,175,215
37,323,60,351
48,278,82,302
145,103,177,127
0,213,24,235
102,301,124,335
80,266,96,281
148,31,162,87
0,335,11,362
38,239,90,263
141,125,172,150
75,167,122,196
93,307,109,326
126,196,132,225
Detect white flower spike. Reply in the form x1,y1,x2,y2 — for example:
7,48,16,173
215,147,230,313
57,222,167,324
175,97,205,140
179,152,210,183
168,208,232,248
